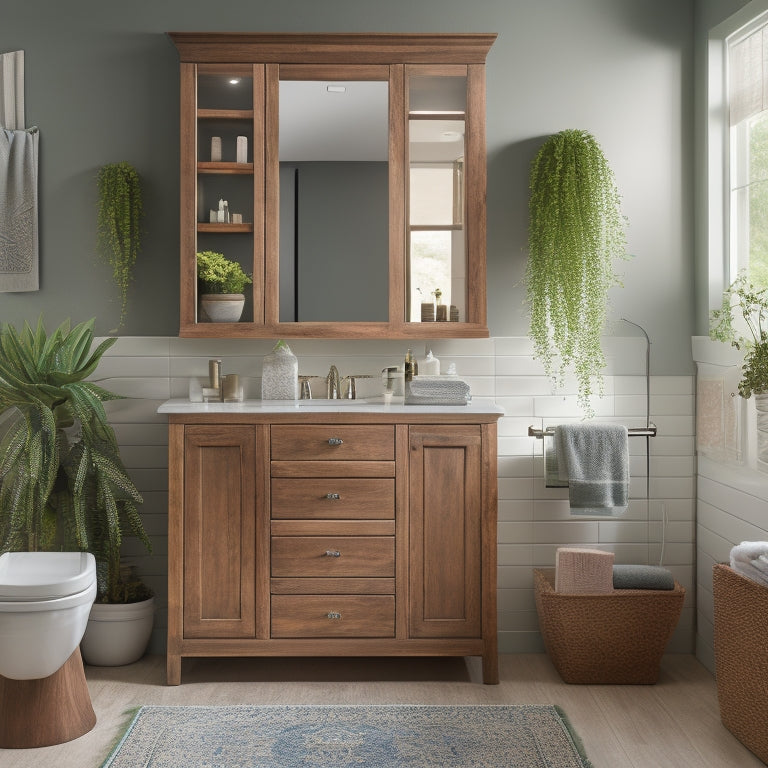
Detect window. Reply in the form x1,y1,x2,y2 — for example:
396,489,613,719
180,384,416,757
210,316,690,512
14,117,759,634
727,16,768,288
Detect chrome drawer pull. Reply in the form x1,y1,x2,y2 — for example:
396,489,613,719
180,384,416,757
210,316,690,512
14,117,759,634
327,611,342,620
325,493,340,500
324,550,341,558
327,437,344,446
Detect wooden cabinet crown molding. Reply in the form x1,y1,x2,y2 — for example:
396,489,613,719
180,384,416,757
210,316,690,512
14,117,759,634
168,32,497,64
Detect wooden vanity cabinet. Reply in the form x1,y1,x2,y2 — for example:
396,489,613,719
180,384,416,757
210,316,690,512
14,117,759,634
166,412,499,686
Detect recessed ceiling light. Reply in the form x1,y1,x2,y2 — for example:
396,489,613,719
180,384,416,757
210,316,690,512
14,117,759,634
229,78,241,85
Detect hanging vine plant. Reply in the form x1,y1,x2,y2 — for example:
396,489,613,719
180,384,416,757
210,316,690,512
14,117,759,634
96,162,144,329
525,129,628,415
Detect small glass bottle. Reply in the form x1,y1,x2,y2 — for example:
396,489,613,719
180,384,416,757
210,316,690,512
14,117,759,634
404,348,418,381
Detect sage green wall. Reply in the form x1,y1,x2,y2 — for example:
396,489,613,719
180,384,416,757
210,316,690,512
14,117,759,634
1,0,695,373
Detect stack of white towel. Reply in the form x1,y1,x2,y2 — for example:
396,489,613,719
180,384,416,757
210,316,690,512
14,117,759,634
730,541,768,586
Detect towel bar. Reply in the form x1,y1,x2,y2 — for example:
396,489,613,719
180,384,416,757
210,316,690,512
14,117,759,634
527,424,657,438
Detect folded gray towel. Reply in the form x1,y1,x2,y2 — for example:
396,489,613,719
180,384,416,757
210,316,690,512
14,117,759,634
613,564,675,590
554,423,629,516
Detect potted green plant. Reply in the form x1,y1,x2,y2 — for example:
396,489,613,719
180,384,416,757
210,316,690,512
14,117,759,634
711,274,768,471
0,317,154,664
710,273,768,398
197,250,252,322
97,162,144,330
525,129,628,416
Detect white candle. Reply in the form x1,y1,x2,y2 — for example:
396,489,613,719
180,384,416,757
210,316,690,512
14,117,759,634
210,136,222,162
236,135,248,164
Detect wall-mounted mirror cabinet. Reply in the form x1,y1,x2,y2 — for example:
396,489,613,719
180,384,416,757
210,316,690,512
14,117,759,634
170,33,496,338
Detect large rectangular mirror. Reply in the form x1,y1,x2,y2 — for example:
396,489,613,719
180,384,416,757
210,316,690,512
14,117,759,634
278,78,389,322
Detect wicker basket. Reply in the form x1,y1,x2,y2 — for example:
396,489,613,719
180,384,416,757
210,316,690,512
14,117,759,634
713,564,768,764
533,568,685,684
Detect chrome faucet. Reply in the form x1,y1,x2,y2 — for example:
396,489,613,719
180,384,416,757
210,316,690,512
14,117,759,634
326,365,340,399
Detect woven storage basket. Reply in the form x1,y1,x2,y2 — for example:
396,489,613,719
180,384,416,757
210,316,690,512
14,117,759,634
713,564,768,764
533,568,685,684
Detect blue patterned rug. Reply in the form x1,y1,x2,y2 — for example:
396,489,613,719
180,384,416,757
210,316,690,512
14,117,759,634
101,704,593,767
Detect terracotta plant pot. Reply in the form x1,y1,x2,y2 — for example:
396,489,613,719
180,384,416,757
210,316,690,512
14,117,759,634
200,293,245,322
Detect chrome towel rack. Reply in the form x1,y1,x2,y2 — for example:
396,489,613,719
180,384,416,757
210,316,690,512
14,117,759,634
527,424,657,439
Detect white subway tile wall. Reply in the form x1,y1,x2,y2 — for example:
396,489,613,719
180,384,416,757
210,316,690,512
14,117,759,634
97,336,696,657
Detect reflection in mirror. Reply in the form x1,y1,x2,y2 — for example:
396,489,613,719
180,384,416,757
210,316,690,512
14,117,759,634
278,80,389,322
408,75,467,324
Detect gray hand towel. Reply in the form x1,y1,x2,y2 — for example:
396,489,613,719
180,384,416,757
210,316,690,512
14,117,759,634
0,126,39,292
554,423,629,516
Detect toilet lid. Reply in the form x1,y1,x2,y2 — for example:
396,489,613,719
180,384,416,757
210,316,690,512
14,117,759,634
0,552,96,600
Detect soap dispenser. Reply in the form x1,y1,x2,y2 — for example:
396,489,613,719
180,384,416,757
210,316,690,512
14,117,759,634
261,340,298,400
419,349,440,375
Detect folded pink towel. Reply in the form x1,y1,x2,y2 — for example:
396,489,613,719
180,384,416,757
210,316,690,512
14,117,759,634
555,547,615,593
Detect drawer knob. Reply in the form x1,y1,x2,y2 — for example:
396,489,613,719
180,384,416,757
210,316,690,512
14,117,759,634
327,611,342,620
327,437,344,446
324,549,341,557
325,493,341,500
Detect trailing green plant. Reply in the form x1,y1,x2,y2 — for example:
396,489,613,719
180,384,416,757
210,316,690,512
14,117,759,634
525,129,628,416
97,162,144,329
0,317,152,603
710,273,768,397
197,250,252,294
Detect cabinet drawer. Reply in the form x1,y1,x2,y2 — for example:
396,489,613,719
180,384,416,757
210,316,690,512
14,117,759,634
271,478,395,519
271,536,394,577
271,425,394,461
271,595,395,638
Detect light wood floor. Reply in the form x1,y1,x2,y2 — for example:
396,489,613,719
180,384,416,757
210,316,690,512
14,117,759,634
0,654,762,767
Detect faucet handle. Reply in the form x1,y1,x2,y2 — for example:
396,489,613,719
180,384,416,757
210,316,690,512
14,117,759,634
343,376,356,399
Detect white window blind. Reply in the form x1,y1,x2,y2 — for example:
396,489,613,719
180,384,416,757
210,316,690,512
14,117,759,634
729,23,768,125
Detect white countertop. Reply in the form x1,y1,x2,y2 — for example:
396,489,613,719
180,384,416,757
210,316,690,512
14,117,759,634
157,398,504,415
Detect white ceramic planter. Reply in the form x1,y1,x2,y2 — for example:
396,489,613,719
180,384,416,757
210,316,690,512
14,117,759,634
200,293,245,322
80,597,155,666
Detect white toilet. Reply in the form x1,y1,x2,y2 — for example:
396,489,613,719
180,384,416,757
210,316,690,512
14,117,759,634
0,551,97,680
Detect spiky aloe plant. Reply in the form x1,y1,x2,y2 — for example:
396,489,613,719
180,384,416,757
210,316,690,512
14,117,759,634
526,129,628,416
0,318,151,603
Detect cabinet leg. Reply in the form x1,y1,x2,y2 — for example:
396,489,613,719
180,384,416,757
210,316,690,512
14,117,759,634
482,650,499,685
167,654,181,686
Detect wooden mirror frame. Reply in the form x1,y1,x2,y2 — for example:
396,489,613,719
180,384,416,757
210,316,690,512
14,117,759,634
170,32,496,339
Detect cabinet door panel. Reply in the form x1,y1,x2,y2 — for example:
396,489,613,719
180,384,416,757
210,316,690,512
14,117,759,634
184,425,256,638
409,426,482,638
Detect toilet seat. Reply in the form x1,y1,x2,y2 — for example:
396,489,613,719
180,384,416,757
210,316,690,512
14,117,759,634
0,552,96,601
0,581,97,613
